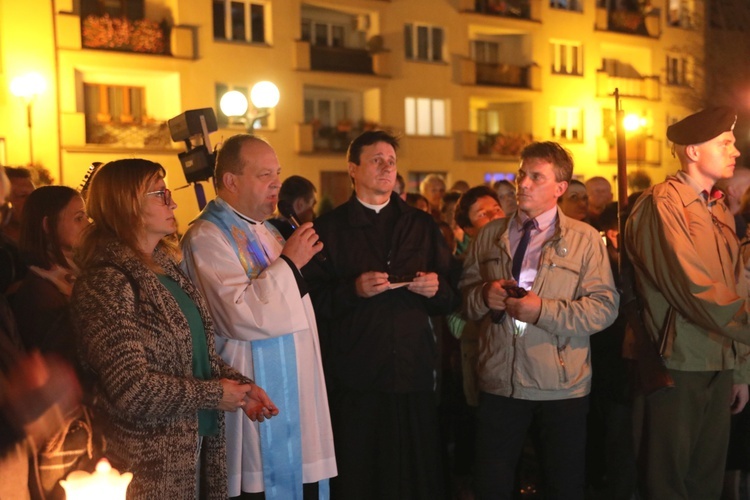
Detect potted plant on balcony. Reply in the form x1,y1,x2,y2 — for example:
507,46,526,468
82,15,167,54
492,132,533,157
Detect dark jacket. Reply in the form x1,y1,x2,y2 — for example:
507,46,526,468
305,193,458,393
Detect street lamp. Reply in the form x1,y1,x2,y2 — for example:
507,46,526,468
623,113,647,166
220,81,280,130
10,72,46,165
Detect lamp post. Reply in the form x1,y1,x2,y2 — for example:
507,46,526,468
9,72,46,166
220,81,280,130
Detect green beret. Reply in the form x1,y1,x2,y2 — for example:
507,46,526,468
666,107,737,145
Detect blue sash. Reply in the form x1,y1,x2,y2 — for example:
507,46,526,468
198,198,326,499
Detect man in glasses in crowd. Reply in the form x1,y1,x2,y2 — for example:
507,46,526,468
625,107,750,499
181,134,336,499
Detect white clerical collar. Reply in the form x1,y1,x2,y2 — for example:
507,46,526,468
217,196,264,225
357,197,390,214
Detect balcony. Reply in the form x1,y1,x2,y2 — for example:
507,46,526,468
457,131,534,159
458,0,541,22
295,120,380,154
595,7,661,38
57,13,197,58
312,45,372,74
456,58,540,90
597,136,662,165
596,71,660,100
294,41,389,76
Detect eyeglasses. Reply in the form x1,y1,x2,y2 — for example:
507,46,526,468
146,188,172,206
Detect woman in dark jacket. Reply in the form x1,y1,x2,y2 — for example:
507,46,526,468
12,186,89,362
70,159,277,499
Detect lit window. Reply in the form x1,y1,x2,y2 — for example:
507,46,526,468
668,0,694,28
549,0,583,12
213,0,267,44
84,83,146,125
550,107,583,141
405,97,448,137
551,40,582,76
404,24,444,62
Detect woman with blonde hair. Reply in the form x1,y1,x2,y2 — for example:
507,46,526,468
71,158,277,499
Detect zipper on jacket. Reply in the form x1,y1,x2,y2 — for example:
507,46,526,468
557,345,568,383
510,332,517,397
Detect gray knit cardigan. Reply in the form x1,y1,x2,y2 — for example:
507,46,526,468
71,240,251,499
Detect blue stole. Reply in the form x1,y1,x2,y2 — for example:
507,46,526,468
198,198,324,499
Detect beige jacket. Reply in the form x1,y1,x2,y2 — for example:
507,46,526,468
460,208,619,401
625,176,750,379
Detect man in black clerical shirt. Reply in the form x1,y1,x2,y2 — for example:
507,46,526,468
304,130,457,500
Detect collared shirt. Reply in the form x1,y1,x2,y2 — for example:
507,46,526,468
675,170,724,212
509,206,558,290
357,197,391,213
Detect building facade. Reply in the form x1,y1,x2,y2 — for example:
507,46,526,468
0,0,705,223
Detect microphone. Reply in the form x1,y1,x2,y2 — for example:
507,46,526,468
277,200,326,262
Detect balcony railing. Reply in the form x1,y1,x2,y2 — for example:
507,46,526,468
457,131,533,158
86,121,172,148
456,58,540,90
458,0,541,21
310,45,373,74
294,41,389,76
295,120,380,154
595,7,661,38
76,14,197,58
597,136,662,165
477,62,535,88
596,71,660,100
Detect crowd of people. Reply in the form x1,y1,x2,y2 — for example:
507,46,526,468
0,107,749,500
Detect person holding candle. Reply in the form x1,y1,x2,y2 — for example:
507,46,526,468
71,159,278,499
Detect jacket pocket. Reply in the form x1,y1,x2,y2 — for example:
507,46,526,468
478,253,507,281
540,254,582,298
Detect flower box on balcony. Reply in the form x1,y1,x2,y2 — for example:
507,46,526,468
82,14,167,55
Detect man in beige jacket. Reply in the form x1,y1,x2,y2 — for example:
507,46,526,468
461,141,619,499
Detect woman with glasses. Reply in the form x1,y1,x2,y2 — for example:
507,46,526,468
71,159,277,499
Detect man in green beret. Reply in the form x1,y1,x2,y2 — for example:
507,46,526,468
625,106,750,498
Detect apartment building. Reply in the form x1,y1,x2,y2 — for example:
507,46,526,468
0,0,704,222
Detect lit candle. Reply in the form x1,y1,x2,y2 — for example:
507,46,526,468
60,458,132,499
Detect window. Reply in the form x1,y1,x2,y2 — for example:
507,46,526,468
472,40,500,64
551,41,582,76
213,0,266,43
668,0,693,28
477,109,500,136
84,83,146,125
550,107,583,141
666,55,690,86
404,24,444,62
405,97,448,136
215,83,270,128
304,97,350,127
301,19,345,47
549,0,582,12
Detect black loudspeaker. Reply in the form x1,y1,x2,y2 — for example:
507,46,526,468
168,108,218,142
178,145,216,184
